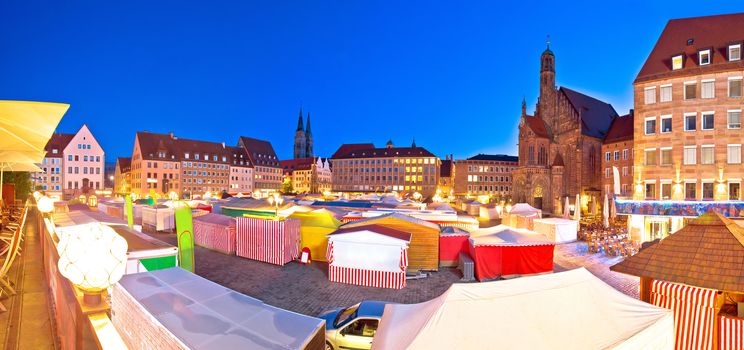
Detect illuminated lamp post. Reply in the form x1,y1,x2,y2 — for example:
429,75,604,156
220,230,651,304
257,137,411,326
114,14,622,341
267,193,283,217
56,223,127,307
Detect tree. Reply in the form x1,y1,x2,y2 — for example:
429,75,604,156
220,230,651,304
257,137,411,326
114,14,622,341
2,171,32,201
281,176,294,194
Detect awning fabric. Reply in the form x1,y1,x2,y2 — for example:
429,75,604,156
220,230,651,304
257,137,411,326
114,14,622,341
373,268,674,350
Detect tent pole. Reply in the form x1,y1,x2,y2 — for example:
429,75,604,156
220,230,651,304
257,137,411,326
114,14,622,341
0,167,4,207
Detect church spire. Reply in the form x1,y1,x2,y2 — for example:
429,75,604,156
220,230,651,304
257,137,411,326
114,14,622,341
411,138,417,148
297,107,304,131
521,96,527,116
305,112,312,135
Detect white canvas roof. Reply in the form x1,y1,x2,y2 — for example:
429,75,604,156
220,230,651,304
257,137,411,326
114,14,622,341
508,203,540,216
373,268,673,350
469,226,554,247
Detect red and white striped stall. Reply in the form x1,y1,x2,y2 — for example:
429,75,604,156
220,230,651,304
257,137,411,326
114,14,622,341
327,224,410,289
720,315,744,350
650,280,718,350
193,213,236,255
235,217,300,266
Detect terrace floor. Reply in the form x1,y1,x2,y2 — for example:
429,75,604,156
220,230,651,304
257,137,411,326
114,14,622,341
146,232,640,317
0,216,56,350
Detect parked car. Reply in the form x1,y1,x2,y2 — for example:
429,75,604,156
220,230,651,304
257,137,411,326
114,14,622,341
318,300,388,350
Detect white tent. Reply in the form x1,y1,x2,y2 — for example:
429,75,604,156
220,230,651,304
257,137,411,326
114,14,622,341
507,203,541,216
533,217,578,243
372,268,673,350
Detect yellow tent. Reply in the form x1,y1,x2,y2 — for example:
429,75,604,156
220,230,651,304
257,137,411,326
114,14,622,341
289,210,342,262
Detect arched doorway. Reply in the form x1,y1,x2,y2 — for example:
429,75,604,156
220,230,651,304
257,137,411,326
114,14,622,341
82,178,90,194
533,186,543,209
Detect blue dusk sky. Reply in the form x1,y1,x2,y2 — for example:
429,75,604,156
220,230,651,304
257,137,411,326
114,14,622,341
1,2,741,162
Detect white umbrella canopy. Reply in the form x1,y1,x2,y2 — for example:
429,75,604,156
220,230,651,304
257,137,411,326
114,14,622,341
0,100,68,154
563,196,570,219
573,194,581,221
602,194,609,228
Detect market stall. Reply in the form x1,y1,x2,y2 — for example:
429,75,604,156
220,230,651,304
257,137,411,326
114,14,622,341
372,268,673,350
479,204,499,220
468,225,554,280
502,203,542,230
142,205,176,232
112,267,326,349
439,226,470,267
235,216,301,265
193,213,237,255
327,224,410,289
532,217,578,243
289,210,342,262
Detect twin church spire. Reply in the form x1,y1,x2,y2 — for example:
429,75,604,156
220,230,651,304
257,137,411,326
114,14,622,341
293,106,314,159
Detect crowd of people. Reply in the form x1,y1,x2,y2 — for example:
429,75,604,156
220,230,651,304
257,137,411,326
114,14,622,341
578,219,639,258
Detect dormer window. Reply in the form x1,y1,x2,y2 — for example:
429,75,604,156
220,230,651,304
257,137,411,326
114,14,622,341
185,152,190,159
672,55,683,70
699,49,711,66
730,44,741,61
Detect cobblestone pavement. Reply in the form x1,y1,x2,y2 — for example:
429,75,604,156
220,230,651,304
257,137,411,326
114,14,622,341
146,233,638,316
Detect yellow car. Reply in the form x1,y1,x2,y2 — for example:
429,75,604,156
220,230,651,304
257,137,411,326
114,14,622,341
318,301,388,350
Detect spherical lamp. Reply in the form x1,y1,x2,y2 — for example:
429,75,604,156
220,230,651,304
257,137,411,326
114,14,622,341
37,196,54,214
204,191,213,199
168,191,178,201
33,191,41,201
56,223,128,306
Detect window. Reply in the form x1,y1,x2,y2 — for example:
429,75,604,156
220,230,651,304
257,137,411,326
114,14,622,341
730,183,741,200
730,44,741,61
728,144,741,164
660,85,672,102
702,182,714,200
684,82,697,100
672,55,683,70
614,151,619,160
728,110,742,129
644,149,657,166
605,168,611,178
684,113,697,131
622,166,628,176
701,80,715,99
702,112,714,130
699,49,711,65
623,149,628,160
661,115,672,133
645,117,656,135
660,148,672,165
685,182,696,200
729,77,742,98
605,152,611,161
644,87,656,104
661,183,672,200
645,183,656,199
684,146,696,165
701,145,715,164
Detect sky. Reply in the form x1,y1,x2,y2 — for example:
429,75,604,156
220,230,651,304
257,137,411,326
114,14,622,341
1,1,742,162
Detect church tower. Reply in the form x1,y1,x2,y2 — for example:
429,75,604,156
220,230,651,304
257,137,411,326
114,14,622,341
305,112,313,158
538,38,557,135
294,107,307,159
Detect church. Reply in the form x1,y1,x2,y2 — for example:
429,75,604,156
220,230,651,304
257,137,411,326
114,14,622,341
512,43,618,215
293,107,314,159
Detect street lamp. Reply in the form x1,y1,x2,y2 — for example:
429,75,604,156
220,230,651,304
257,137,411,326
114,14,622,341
267,193,283,217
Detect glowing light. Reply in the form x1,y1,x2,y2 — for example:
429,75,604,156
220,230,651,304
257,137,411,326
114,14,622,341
33,191,41,200
204,191,213,199
87,195,98,207
168,191,178,201
56,223,127,304
37,196,54,213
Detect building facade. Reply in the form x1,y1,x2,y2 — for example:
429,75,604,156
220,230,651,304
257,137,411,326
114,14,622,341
228,146,254,195
114,157,131,196
280,157,332,194
238,136,282,195
601,112,634,201
39,124,105,200
437,157,454,197
330,140,440,197
512,44,618,215
293,108,314,159
453,154,517,199
626,13,744,241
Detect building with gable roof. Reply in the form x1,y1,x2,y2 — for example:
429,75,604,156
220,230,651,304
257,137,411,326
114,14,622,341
38,124,105,200
280,157,331,194
513,43,618,215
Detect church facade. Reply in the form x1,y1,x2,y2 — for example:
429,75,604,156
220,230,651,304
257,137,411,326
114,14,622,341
293,107,314,159
512,44,618,215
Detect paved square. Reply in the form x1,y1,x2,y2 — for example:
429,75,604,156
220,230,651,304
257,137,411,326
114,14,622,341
146,233,639,316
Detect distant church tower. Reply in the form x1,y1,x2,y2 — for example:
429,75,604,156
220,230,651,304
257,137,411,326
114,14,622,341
294,107,307,159
305,112,313,157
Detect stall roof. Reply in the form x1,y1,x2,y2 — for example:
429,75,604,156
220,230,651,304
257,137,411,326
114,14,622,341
193,213,236,226
343,212,441,231
611,211,744,292
330,224,411,242
440,226,470,237
372,268,672,350
117,267,325,349
289,211,342,229
469,225,553,246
